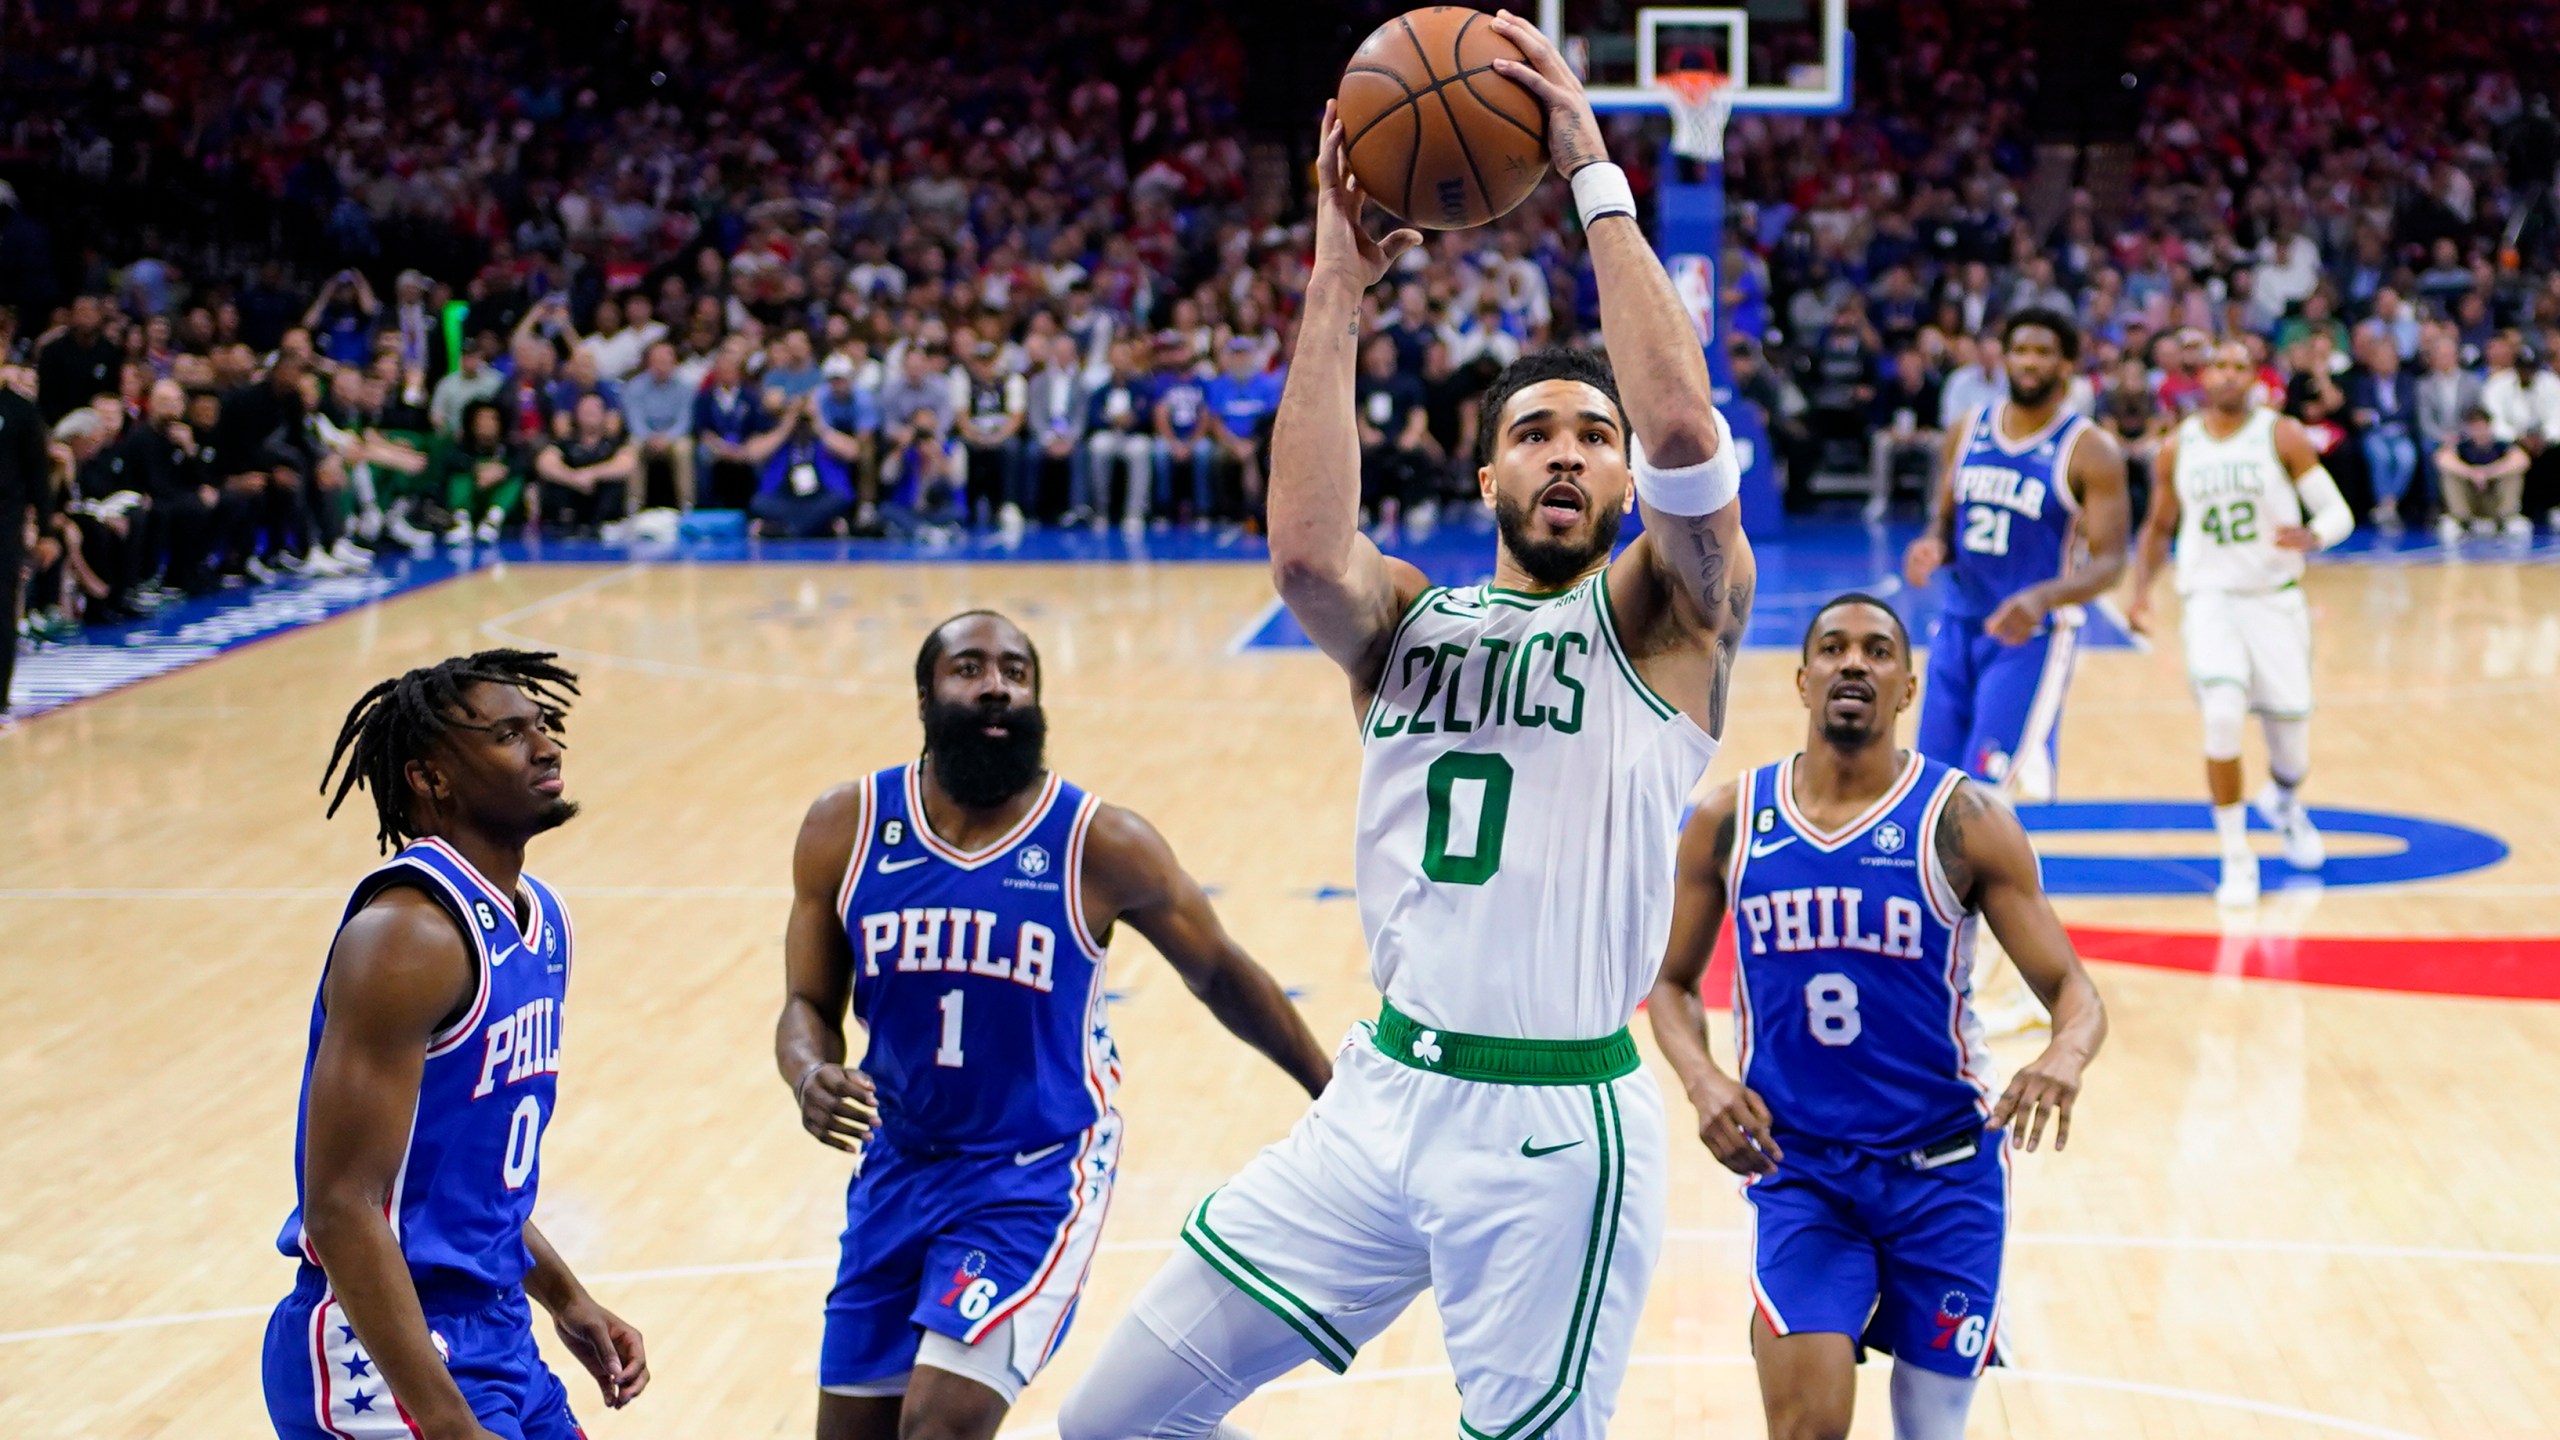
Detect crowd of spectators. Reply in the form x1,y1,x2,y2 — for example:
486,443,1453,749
1713,0,2560,534
9,0,2560,655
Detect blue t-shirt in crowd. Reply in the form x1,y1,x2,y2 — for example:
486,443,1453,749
759,431,854,499
819,385,881,436
1204,370,1284,441
1154,372,1207,438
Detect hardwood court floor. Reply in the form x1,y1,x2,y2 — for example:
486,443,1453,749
4,556,2558,1439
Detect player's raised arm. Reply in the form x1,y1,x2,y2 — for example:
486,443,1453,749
1267,103,1430,696
1649,781,1783,1174
300,895,504,1440
2124,431,2181,634
1082,803,1334,1098
1491,10,1756,735
774,783,880,1152
1934,781,2107,1151
1985,427,2130,645
2270,414,2356,552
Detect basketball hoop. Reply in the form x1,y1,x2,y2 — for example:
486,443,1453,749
1660,69,1737,163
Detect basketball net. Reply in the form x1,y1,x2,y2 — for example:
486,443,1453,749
1660,69,1736,163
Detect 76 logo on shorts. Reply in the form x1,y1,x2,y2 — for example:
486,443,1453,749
1929,1290,1990,1358
940,1250,1001,1321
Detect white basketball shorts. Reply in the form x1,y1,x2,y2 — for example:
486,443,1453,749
2182,585,2313,718
1164,1006,1666,1439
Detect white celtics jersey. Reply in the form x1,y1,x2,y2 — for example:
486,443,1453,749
2171,407,2306,595
1355,569,1718,1040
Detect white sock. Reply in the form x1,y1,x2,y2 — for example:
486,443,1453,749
2213,802,2250,855
1889,1362,1979,1440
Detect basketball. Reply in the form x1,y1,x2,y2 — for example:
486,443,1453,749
1336,6,1548,230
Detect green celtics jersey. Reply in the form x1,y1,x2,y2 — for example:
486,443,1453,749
1355,567,1718,1041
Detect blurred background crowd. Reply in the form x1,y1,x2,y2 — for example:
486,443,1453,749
5,0,2560,642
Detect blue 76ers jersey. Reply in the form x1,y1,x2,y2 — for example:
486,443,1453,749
1944,402,2090,621
276,837,572,1290
838,765,1119,1152
1727,754,1992,1152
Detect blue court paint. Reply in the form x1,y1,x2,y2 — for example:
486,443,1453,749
6,561,471,718
1310,884,1356,902
16,514,2530,721
2016,802,2508,895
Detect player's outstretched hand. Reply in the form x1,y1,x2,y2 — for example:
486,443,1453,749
1487,10,1608,179
1312,102,1422,293
1689,1071,1783,1175
1901,533,1946,590
798,1061,879,1151
2122,595,2153,636
1991,1047,2085,1153
550,1292,650,1409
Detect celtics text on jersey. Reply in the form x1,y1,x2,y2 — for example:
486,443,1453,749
1355,570,1719,1041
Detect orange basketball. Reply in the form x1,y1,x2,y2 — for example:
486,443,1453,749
1336,6,1549,230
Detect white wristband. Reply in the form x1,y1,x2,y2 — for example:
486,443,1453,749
1571,161,1637,228
1631,407,1743,517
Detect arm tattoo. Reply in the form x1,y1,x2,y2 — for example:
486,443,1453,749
1680,514,1728,612
1706,576,1750,738
1554,115,1598,176
1935,782,1976,910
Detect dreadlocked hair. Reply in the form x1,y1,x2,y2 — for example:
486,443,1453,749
321,649,582,854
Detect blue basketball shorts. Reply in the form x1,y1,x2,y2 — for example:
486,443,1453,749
820,1113,1121,1392
1915,612,2080,802
1742,1130,2009,1378
263,1265,583,1440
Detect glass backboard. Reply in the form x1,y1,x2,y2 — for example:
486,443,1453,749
1542,0,1851,113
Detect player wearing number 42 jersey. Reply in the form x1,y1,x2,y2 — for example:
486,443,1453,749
1901,308,2129,804
264,651,648,1440
775,610,1330,1440
1065,28,1754,1437
2126,340,2354,907
1650,595,2106,1440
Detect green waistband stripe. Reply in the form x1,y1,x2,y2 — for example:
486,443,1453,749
1372,1000,1640,1085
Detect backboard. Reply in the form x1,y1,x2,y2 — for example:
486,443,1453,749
1541,0,1851,113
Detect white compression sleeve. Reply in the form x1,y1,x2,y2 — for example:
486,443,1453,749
1631,405,1742,517
2263,714,2311,787
2199,683,2248,762
1888,1361,1981,1440
1057,1247,1305,1439
2294,464,2353,547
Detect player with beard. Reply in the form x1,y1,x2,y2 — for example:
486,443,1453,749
1650,594,2105,1440
777,610,1332,1440
1900,309,2126,1035
264,650,649,1440
1902,309,2128,805
1063,25,1754,1436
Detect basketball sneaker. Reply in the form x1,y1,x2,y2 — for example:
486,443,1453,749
2252,782,2325,870
2215,847,2260,908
